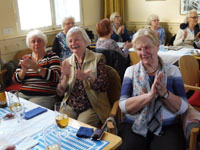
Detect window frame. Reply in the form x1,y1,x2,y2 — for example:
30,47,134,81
14,0,83,34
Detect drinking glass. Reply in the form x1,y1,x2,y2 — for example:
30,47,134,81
7,90,20,112
43,126,61,150
7,90,25,123
13,102,25,123
54,102,69,136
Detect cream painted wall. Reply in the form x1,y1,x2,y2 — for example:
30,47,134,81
0,0,104,63
125,0,185,23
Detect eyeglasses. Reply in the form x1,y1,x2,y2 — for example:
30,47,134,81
189,16,198,19
152,19,160,22
115,16,121,19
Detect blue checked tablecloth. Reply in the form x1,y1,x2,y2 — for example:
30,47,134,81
31,125,109,150
0,107,109,150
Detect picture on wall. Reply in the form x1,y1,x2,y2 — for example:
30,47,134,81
181,0,200,14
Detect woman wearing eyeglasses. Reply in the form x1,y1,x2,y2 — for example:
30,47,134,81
174,9,200,48
110,12,131,42
147,14,166,45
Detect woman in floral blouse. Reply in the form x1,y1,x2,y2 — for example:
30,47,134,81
57,27,111,127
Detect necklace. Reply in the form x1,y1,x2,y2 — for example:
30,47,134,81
146,65,159,74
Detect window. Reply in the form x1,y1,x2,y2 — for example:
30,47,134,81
16,0,81,31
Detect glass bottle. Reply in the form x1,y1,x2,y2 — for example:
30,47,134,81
0,83,7,108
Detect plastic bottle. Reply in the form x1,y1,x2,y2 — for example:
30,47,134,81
0,83,7,108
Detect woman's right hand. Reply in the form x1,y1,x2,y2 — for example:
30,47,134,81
61,60,71,78
183,30,188,41
117,25,124,35
21,56,32,72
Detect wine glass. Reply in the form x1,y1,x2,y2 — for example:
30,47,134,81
54,102,69,136
13,102,25,123
7,90,25,123
43,126,61,150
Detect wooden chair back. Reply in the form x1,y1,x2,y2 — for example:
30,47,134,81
15,49,32,62
129,51,140,65
178,55,200,92
105,65,121,106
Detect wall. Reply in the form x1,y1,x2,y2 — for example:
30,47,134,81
125,0,185,44
0,0,104,64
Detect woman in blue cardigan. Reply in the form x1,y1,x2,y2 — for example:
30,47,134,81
110,12,131,42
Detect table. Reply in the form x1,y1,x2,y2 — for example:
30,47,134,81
0,98,122,150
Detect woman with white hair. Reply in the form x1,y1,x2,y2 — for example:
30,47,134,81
147,14,166,45
118,28,188,150
52,16,75,61
57,27,111,127
174,9,200,48
110,12,130,42
13,30,61,110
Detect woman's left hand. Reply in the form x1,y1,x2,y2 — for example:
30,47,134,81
155,72,167,97
195,32,200,42
76,69,91,81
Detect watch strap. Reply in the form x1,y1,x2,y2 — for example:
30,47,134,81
162,90,169,99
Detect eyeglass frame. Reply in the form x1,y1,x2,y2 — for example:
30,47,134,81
189,16,199,19
115,16,121,19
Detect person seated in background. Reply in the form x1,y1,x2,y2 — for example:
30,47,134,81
56,27,111,127
13,30,61,110
147,14,166,45
118,28,188,150
174,9,200,48
52,16,75,61
110,12,131,42
96,18,132,58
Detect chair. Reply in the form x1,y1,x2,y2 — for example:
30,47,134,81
178,55,200,93
104,65,122,133
178,55,200,109
0,49,32,91
108,99,200,150
95,49,129,81
129,51,140,65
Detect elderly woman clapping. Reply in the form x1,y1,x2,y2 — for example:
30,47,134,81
118,28,188,150
174,9,200,48
13,30,61,110
110,12,131,42
57,27,111,127
147,14,166,45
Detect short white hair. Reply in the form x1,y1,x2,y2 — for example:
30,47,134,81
66,27,91,46
147,14,159,25
26,30,47,48
61,16,75,29
132,28,159,50
110,12,120,22
184,9,198,23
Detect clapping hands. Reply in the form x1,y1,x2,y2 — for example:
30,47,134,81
150,71,167,98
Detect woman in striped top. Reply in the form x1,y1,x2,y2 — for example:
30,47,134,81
13,30,61,110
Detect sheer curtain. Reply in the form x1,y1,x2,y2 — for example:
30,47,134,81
104,0,125,23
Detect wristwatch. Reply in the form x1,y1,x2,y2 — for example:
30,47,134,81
37,67,42,73
162,90,169,99
87,76,91,81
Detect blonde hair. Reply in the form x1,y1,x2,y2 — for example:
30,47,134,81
26,30,47,49
147,14,159,25
132,28,159,49
110,12,120,22
66,27,91,46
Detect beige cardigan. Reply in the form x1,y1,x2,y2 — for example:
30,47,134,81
62,49,111,123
